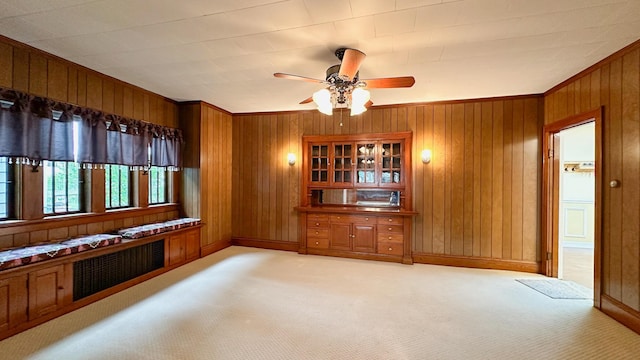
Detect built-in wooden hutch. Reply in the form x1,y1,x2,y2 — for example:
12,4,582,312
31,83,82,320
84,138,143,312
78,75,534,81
296,131,416,264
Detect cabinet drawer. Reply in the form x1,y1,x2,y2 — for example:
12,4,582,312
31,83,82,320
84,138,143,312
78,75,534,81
377,224,403,234
377,233,404,243
377,242,403,256
307,213,329,223
307,220,330,229
377,216,404,225
351,215,376,224
308,237,329,249
329,214,354,224
307,228,329,239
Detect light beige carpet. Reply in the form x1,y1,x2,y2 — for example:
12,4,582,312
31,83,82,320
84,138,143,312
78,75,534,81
1,246,639,360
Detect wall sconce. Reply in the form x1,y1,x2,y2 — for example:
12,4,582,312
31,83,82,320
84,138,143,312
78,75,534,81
287,153,296,166
421,149,431,164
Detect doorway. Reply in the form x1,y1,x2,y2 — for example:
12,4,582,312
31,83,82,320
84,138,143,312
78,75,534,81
542,109,602,306
557,123,595,290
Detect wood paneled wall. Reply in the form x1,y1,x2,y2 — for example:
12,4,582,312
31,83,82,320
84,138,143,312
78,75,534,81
545,42,640,324
0,35,178,128
0,35,181,248
232,96,543,270
179,102,233,253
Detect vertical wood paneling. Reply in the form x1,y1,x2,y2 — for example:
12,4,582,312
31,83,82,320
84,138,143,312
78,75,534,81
190,103,233,247
502,101,513,260
28,54,47,96
123,87,133,117
12,47,29,92
133,90,144,120
545,43,640,316
102,81,114,113
451,104,464,256
46,59,67,102
411,106,423,252
491,101,504,259
620,50,640,309
432,105,445,254
511,100,524,260
472,103,483,257
231,99,542,264
86,74,102,109
443,105,452,254
67,68,77,104
480,102,493,258
0,42,12,87
113,83,123,116
609,60,623,298
76,70,86,107
463,103,475,256
522,98,539,262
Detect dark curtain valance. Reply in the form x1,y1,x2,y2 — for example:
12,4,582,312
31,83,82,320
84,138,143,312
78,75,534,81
0,87,182,169
0,91,74,163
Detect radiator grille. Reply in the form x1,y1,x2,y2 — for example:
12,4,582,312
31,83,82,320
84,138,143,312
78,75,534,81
73,240,164,301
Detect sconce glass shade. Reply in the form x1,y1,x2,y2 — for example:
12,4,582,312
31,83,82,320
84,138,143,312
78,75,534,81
287,153,296,166
313,88,333,115
421,149,432,164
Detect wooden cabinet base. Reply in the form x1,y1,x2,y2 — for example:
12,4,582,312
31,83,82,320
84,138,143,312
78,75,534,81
297,209,415,264
0,226,202,341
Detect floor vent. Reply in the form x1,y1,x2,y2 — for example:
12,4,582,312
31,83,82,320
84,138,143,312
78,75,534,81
73,240,164,301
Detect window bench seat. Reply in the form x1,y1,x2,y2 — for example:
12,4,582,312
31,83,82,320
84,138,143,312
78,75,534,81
0,234,122,272
0,218,202,340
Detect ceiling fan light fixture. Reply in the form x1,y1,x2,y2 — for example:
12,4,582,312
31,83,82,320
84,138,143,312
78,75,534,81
313,88,333,115
350,103,367,116
351,88,370,107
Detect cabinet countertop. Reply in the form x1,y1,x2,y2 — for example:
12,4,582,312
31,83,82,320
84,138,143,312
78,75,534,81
294,206,418,216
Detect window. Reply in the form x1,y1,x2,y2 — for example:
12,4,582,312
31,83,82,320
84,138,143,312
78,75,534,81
43,160,82,215
148,166,168,205
105,164,131,209
0,157,14,219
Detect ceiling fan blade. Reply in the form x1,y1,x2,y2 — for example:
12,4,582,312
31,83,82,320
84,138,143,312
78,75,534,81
362,76,415,89
299,96,313,104
338,49,366,81
274,73,324,83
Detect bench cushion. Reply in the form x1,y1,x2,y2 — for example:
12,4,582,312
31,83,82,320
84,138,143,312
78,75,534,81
0,234,122,272
118,218,200,239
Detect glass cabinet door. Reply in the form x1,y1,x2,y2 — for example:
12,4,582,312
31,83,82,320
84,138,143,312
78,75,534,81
381,142,402,184
333,143,353,185
310,144,329,183
356,143,376,185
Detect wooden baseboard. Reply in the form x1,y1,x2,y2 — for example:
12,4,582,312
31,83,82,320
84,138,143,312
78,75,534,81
232,238,298,252
201,240,232,257
601,294,640,335
412,253,541,273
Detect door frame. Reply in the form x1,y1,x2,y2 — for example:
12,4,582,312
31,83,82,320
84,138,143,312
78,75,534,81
541,108,602,307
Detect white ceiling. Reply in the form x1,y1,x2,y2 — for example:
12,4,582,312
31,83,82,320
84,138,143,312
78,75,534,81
0,0,638,113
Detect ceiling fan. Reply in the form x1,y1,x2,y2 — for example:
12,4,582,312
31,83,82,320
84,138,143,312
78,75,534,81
274,48,415,116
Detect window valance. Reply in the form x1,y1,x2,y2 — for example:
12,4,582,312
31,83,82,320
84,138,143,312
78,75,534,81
0,87,182,170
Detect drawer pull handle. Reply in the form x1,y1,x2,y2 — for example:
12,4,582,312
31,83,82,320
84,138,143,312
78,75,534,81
388,247,393,251
337,216,341,219
315,231,319,235
388,227,392,231
365,217,369,221
315,241,319,245
388,218,393,222
388,236,392,240
315,222,319,226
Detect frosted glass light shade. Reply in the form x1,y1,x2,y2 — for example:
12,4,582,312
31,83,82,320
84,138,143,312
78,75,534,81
313,88,333,115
